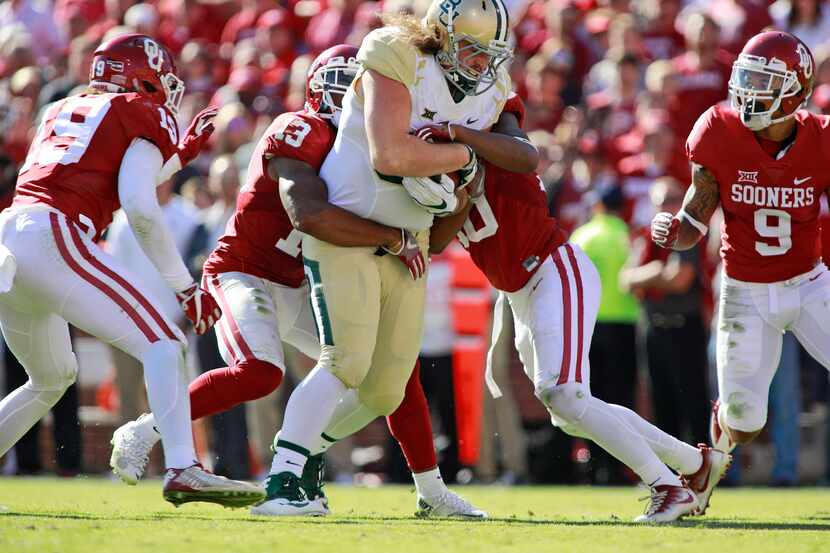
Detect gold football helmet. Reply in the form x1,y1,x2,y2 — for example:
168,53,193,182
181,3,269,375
424,0,513,96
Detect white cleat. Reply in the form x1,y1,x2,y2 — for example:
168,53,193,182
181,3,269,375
416,490,488,519
634,484,699,523
685,444,732,515
250,472,329,517
110,413,160,485
163,464,265,508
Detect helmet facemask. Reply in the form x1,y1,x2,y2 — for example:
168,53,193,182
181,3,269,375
729,54,806,131
436,4,512,97
308,58,359,126
161,72,185,115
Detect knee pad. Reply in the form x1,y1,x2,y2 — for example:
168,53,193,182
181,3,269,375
231,358,284,400
536,382,588,427
721,391,766,434
142,339,185,369
359,389,405,417
28,352,78,392
320,345,372,389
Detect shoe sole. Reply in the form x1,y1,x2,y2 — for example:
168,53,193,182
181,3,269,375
164,490,266,509
250,506,329,517
693,451,732,516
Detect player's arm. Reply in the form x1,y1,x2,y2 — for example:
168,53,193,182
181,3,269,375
274,157,403,250
119,139,196,292
362,69,474,177
651,163,720,251
437,111,539,174
428,189,473,254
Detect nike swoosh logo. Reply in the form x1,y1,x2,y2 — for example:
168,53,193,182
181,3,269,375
530,278,543,294
285,460,303,467
466,117,478,125
793,176,812,185
418,199,447,210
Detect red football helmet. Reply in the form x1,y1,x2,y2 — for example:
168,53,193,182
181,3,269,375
305,44,360,123
729,31,814,131
89,34,185,115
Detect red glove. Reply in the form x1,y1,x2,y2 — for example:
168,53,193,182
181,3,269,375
178,107,218,165
176,283,221,334
384,229,426,280
415,124,454,143
651,212,680,249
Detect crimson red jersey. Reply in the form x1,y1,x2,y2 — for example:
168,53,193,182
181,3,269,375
203,111,334,286
12,92,179,240
459,163,568,292
687,104,830,283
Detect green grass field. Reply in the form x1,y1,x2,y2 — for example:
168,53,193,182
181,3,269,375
1,478,829,553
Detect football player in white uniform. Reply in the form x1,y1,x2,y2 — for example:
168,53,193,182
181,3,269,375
255,0,513,515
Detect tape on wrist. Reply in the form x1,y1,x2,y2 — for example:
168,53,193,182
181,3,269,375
678,209,708,236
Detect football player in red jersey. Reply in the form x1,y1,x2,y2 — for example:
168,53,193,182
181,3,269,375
111,45,483,518
651,31,830,513
0,34,265,507
425,93,726,523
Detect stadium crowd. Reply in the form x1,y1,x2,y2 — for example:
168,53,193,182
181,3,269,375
1,0,830,488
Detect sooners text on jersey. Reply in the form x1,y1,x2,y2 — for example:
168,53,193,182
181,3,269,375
203,111,334,287
12,92,179,240
687,104,830,283
459,162,568,292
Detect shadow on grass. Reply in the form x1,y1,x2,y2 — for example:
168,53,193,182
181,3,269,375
2,511,830,531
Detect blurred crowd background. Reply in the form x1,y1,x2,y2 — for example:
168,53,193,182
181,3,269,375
2,0,830,489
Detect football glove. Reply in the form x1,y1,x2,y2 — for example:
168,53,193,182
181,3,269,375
176,283,221,334
178,107,218,166
383,229,426,280
651,212,680,249
457,145,482,195
402,173,459,217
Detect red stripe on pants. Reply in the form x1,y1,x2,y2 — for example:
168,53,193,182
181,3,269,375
67,220,179,341
210,275,255,361
551,249,572,385
564,244,584,383
49,212,159,343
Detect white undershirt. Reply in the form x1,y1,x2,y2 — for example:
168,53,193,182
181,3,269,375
117,138,194,292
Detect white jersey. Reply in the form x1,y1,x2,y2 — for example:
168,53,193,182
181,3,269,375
322,26,511,231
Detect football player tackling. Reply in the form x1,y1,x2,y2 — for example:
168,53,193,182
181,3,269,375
111,45,483,518
651,31,830,513
0,34,263,507
426,95,727,523
258,0,511,516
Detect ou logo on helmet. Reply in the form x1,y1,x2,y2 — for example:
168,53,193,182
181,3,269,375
143,39,164,73
796,42,813,79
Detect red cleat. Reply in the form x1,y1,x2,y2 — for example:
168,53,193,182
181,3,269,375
634,484,699,523
685,444,732,515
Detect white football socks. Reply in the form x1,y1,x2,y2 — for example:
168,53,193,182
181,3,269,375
568,397,682,487
272,366,347,477
0,384,64,458
605,403,703,475
142,341,196,469
413,467,447,498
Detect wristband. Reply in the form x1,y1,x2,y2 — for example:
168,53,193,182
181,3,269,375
678,209,708,236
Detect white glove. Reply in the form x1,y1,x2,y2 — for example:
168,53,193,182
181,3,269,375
402,173,459,217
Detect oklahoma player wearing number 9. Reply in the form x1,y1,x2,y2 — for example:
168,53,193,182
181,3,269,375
0,33,265,507
651,31,830,512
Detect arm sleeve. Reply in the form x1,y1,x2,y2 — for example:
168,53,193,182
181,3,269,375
118,138,195,293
